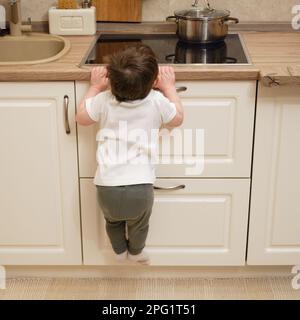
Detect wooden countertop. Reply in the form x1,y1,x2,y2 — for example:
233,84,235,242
241,32,300,86
0,31,300,86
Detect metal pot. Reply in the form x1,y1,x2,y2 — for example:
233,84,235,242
165,41,237,64
167,6,239,44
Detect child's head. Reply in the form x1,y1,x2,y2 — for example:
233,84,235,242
107,45,158,102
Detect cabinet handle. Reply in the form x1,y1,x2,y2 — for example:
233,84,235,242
176,87,187,93
64,95,71,135
154,185,186,191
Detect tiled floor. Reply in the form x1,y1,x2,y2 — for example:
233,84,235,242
1,277,300,300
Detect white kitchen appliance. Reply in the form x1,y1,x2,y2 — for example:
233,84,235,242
49,6,96,36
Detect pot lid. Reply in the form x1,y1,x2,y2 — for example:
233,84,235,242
174,7,230,20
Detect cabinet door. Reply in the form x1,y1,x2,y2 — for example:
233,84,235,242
76,81,256,178
81,179,250,266
157,81,256,178
247,85,300,265
0,82,82,265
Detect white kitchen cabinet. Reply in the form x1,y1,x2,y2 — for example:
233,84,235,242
0,82,82,265
80,179,250,266
76,81,256,179
247,85,300,265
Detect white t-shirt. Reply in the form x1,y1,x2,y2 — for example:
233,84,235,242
85,89,177,186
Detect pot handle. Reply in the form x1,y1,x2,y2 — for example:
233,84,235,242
165,54,176,63
166,15,177,21
225,17,239,24
225,57,238,64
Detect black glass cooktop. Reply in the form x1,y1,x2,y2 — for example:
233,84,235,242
85,33,249,65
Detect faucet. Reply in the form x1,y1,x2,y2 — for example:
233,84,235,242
9,0,32,36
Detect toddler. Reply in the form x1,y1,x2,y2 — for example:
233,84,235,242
76,45,183,264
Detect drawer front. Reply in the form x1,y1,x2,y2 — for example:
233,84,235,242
76,81,256,178
80,179,250,266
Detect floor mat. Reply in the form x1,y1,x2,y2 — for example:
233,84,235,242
0,277,300,300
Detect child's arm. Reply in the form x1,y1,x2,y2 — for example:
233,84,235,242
76,67,109,126
155,66,184,128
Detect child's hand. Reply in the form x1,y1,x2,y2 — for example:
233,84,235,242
90,67,109,92
154,66,176,94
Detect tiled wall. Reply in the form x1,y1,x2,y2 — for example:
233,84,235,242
0,0,298,22
143,0,299,22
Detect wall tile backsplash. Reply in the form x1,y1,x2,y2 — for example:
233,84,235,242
0,0,298,22
143,0,299,22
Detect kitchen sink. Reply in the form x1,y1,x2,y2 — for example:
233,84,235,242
0,33,71,65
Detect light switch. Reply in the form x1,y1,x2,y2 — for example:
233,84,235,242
72,17,83,29
60,16,72,29
49,7,96,35
60,16,83,29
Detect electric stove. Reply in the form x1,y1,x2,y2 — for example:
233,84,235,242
85,33,250,65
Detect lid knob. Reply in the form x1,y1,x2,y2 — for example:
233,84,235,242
192,0,212,10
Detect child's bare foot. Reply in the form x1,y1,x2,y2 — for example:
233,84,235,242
128,250,150,265
115,251,127,262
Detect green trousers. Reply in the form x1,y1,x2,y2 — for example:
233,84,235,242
96,184,154,255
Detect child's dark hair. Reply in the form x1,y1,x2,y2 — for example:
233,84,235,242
107,45,159,102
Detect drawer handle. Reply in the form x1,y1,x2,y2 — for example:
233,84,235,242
64,95,71,135
154,185,186,191
176,87,187,93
